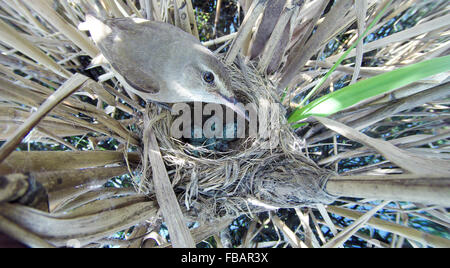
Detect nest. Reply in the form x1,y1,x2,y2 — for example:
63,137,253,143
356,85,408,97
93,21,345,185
137,60,336,223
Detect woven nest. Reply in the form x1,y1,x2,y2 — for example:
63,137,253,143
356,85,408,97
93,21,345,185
136,59,336,223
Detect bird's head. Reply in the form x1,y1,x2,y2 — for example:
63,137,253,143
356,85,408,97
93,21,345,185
168,43,248,120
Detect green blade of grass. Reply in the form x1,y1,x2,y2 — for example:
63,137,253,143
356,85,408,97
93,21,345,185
288,54,450,125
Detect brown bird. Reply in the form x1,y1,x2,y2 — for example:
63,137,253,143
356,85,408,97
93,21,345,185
84,15,247,119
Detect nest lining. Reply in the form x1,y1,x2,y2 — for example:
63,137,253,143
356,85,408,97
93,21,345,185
137,60,336,222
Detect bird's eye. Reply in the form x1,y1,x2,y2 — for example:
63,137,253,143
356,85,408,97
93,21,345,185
203,71,215,84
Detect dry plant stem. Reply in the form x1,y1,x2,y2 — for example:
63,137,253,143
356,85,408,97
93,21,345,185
126,0,144,18
174,0,192,34
55,194,149,219
140,60,335,224
0,74,89,165
0,64,55,95
185,0,199,39
0,77,48,108
105,0,127,17
11,0,49,33
326,175,450,207
213,0,222,37
0,214,55,248
285,1,327,65
316,204,338,236
4,120,67,142
242,220,258,247
145,126,195,248
327,206,450,248
33,165,130,193
203,32,238,47
0,0,446,248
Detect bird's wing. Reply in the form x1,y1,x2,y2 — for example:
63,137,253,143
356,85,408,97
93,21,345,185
109,61,160,94
86,15,161,94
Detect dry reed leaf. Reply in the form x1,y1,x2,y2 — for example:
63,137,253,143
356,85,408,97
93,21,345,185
0,214,55,248
351,0,367,84
271,213,306,248
185,0,199,38
32,166,129,212
258,2,296,74
249,0,286,59
174,0,192,34
295,208,320,248
314,116,450,176
318,134,438,165
328,12,450,62
327,205,450,248
316,217,389,248
279,0,353,90
242,220,258,247
154,218,234,248
0,151,140,175
54,188,136,213
322,200,390,248
25,1,99,58
0,17,71,78
316,204,338,236
0,74,89,164
0,199,157,247
239,0,253,15
145,125,195,248
309,82,450,143
9,0,49,33
226,0,268,64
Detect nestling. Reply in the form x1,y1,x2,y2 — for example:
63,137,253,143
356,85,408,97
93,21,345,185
84,15,247,119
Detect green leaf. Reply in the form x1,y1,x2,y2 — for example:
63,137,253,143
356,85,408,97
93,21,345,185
288,55,450,124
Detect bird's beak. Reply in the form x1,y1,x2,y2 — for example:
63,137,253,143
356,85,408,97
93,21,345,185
219,95,250,122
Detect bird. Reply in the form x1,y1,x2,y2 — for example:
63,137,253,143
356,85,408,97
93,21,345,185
84,15,247,119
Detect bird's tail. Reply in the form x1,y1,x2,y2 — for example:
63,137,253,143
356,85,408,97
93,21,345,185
78,12,112,45
77,6,112,70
